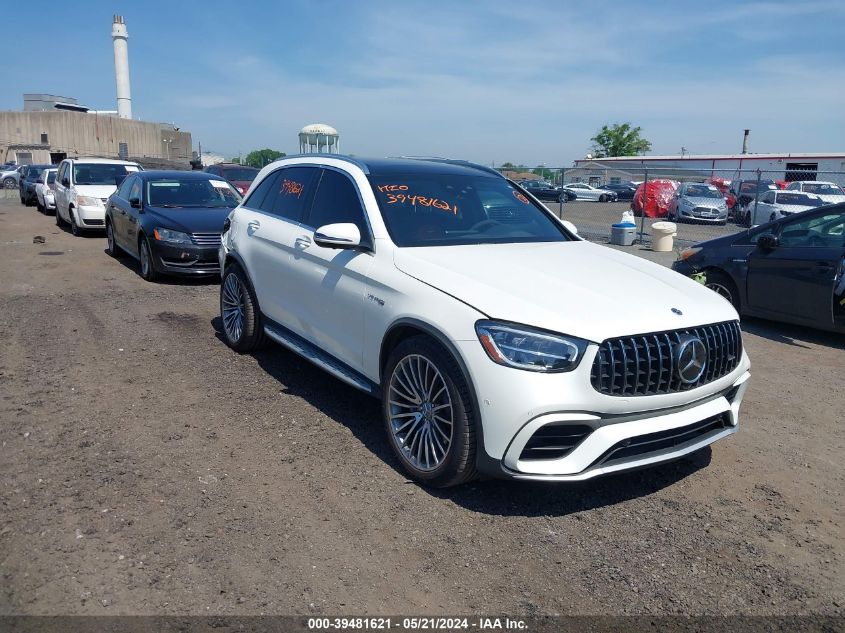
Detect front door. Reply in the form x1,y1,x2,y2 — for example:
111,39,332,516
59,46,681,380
746,210,845,326
285,167,374,370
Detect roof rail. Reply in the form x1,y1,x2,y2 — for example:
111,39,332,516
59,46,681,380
279,153,371,174
393,156,505,179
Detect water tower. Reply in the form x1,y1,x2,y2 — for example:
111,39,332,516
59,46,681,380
298,123,340,154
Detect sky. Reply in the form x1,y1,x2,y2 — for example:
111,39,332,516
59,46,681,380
4,0,844,166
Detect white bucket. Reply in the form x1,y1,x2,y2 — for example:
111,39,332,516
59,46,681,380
651,221,677,252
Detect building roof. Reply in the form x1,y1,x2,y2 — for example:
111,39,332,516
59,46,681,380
575,152,845,165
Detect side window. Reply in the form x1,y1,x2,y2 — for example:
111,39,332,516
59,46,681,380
786,182,798,190
763,192,775,204
243,171,280,210
268,167,318,222
116,175,135,200
307,169,370,246
779,212,845,247
57,163,66,184
129,179,142,202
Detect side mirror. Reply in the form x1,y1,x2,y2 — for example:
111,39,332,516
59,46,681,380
61,177,69,187
562,220,579,235
314,223,361,249
129,197,142,209
757,233,779,250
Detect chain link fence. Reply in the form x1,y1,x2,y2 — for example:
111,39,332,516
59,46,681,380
503,166,845,249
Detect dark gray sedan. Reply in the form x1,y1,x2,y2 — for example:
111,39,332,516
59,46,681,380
672,204,845,333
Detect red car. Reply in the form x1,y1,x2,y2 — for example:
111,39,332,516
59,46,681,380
204,163,259,196
631,180,679,217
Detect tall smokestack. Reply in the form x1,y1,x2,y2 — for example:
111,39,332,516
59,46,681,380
112,15,132,119
741,129,750,154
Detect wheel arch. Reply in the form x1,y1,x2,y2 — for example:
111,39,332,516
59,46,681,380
380,318,497,475
703,265,743,311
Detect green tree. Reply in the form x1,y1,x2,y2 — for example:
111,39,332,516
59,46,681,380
243,148,286,168
229,157,241,164
590,123,652,158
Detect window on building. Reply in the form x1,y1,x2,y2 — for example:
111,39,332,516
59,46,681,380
40,133,49,144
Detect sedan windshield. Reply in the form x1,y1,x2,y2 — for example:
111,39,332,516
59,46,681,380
369,173,571,247
802,183,842,195
145,178,241,208
74,163,137,185
685,185,722,198
777,193,825,207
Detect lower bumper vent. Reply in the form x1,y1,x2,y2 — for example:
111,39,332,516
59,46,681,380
519,424,593,461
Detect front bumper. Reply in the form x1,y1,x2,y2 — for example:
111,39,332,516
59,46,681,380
151,241,220,275
76,204,107,227
456,338,751,481
679,207,728,222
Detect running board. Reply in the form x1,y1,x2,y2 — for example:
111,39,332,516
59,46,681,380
263,321,378,396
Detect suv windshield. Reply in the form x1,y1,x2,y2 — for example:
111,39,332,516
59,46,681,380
220,167,258,181
685,185,722,198
369,173,571,247
145,178,241,208
74,163,137,185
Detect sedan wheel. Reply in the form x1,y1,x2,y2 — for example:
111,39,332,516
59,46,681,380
139,238,159,281
599,194,607,202
383,337,477,487
705,271,740,312
106,222,122,257
2,178,15,189
69,210,81,236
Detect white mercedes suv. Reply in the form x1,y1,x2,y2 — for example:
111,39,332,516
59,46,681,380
218,156,751,487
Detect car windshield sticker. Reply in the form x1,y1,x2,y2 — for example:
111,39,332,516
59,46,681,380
210,180,230,189
125,166,140,172
150,182,181,187
513,191,530,204
281,179,304,197
385,192,458,215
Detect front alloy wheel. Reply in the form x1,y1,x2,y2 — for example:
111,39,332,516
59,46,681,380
219,264,265,352
383,336,477,487
139,238,159,281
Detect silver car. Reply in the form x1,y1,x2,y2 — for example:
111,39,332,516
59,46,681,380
750,190,825,226
1,165,20,189
561,182,618,202
668,182,728,224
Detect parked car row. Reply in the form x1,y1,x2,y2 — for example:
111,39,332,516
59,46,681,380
19,153,754,487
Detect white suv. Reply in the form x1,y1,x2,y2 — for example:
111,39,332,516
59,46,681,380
54,157,142,235
218,156,751,487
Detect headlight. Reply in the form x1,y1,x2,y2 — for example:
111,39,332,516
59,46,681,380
153,228,192,244
475,320,587,372
76,195,103,207
678,246,702,261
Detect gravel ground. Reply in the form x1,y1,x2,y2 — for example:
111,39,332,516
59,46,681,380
0,193,842,617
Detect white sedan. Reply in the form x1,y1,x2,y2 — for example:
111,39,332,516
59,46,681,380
35,168,58,214
562,182,618,202
750,190,825,226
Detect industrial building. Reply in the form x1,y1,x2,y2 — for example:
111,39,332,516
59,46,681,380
0,15,191,168
568,152,845,186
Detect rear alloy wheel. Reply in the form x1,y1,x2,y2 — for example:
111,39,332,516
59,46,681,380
705,270,741,312
138,237,159,281
2,178,15,189
220,263,266,352
383,336,477,487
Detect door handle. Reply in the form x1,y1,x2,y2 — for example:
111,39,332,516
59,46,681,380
294,236,311,250
247,220,261,233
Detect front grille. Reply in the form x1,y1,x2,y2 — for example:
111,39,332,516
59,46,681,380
693,206,719,216
82,218,105,226
519,424,593,461
590,321,742,396
592,413,731,467
191,232,222,247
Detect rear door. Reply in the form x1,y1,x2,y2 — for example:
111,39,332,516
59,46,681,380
285,167,375,370
109,174,137,250
237,166,319,327
746,209,845,326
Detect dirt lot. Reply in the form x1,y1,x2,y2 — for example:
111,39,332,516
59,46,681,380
0,192,842,616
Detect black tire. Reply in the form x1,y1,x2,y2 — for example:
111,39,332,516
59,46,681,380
55,208,64,226
599,194,607,203
36,199,44,213
138,236,159,281
69,208,82,236
382,335,478,487
2,177,15,189
105,221,122,257
705,270,741,312
219,262,266,352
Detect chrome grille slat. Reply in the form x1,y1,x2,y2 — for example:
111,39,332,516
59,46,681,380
191,232,222,247
590,321,742,397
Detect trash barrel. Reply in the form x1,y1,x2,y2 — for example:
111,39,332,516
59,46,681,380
610,222,637,246
651,221,677,252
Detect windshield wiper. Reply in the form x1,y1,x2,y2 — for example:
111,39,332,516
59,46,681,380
156,204,184,208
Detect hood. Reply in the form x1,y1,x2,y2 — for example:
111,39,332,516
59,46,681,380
393,241,738,342
815,194,845,204
145,206,234,233
775,203,818,213
683,197,726,207
74,184,118,199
